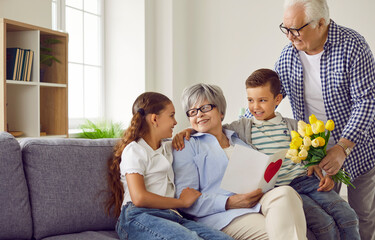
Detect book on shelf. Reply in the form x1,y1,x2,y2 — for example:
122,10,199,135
6,48,20,80
26,50,34,81
21,50,27,81
6,47,34,81
16,49,23,80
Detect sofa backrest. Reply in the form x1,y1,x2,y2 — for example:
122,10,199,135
0,132,33,239
20,137,119,240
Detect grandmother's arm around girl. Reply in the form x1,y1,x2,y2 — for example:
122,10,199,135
105,92,233,240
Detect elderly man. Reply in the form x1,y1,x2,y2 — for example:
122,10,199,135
269,0,375,239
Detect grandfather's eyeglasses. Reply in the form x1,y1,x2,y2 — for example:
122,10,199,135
186,104,216,117
279,22,311,37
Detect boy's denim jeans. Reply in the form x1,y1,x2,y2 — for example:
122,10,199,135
290,175,360,240
116,202,233,240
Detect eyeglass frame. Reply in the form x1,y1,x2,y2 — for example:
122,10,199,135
279,21,312,37
186,104,216,117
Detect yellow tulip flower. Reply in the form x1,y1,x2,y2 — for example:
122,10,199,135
291,137,303,148
289,143,299,149
311,123,319,134
305,124,313,136
300,145,310,151
312,137,325,147
316,120,325,133
309,114,318,125
316,137,326,147
297,121,307,137
286,149,298,159
291,156,302,164
303,136,312,147
291,130,300,139
311,138,320,148
325,120,335,131
298,149,308,160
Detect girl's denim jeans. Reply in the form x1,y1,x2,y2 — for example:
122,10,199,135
116,202,233,240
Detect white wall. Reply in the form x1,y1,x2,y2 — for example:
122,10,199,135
0,0,51,28
2,1,374,133
146,0,375,132
104,0,146,126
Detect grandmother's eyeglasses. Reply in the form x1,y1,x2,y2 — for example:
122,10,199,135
279,22,311,37
186,104,216,117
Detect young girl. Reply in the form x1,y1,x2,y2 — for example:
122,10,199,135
105,92,232,240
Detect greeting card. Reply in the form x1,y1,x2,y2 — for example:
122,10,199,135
220,144,286,193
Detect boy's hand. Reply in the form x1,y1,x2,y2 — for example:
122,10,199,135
179,187,202,208
307,166,334,191
317,175,334,192
307,165,324,179
172,128,193,151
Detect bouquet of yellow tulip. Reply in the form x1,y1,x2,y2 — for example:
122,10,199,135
286,114,355,188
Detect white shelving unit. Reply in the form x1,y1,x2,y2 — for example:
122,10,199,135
0,18,68,138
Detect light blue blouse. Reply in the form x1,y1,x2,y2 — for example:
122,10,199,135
172,129,261,230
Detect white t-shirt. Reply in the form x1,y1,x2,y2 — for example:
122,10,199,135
223,144,235,161
299,50,335,149
120,138,175,205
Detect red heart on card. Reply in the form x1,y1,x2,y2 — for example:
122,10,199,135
264,159,283,183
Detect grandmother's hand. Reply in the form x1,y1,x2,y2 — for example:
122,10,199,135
225,189,263,210
172,128,193,151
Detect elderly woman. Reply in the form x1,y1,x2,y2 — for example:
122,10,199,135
172,83,307,240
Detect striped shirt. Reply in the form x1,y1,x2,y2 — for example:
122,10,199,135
251,113,306,185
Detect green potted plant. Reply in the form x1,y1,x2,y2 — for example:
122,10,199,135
40,38,62,81
77,119,124,139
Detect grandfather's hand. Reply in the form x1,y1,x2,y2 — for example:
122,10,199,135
172,128,193,151
318,145,345,175
225,189,263,210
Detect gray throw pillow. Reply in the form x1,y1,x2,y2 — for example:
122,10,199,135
0,132,33,239
20,137,118,240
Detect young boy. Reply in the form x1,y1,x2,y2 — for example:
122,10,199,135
224,68,359,240
173,68,360,240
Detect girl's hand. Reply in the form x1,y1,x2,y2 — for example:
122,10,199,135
225,188,263,209
172,129,193,151
179,187,202,208
317,175,335,192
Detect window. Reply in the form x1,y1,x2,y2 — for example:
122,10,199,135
52,0,104,130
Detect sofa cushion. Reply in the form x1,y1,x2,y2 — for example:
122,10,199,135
42,230,119,240
0,132,33,239
20,137,119,240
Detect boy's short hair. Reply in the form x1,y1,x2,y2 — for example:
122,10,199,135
245,68,281,97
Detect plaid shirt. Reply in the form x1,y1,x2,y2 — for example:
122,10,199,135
245,20,375,180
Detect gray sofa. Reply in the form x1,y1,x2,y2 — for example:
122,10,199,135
0,131,119,240
0,131,318,240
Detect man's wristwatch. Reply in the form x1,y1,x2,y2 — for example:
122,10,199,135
337,141,352,157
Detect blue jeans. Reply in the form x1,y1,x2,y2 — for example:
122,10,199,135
116,202,233,240
290,175,360,240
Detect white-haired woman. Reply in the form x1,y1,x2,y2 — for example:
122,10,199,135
172,83,307,240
